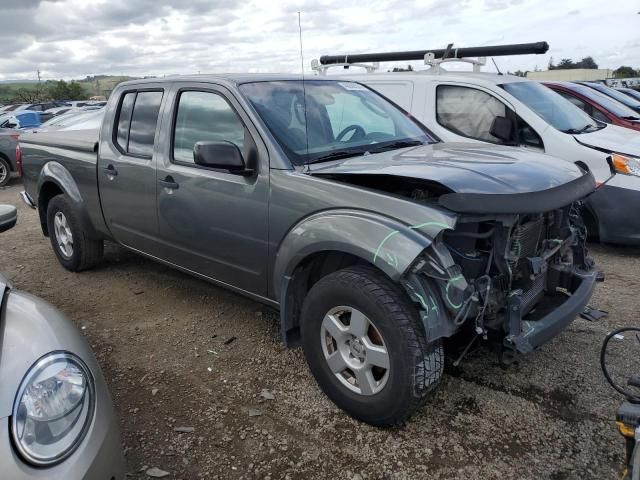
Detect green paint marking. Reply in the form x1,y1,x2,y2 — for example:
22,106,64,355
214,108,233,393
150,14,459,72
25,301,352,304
445,274,465,309
386,252,399,268
414,292,429,311
409,221,452,231
373,222,451,265
429,296,439,315
373,229,400,263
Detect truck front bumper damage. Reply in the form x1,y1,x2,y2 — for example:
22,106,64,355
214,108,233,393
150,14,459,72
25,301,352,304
503,266,597,359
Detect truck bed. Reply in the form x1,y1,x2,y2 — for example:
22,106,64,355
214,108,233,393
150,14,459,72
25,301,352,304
20,128,99,153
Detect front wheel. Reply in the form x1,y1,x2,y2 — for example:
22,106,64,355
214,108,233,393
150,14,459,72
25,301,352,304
300,265,443,426
46,195,104,271
0,157,10,187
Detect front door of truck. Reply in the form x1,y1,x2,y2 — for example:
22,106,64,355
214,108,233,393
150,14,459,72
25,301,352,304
155,83,269,297
98,85,167,254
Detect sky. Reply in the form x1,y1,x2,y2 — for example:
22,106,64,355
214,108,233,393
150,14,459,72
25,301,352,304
0,0,638,81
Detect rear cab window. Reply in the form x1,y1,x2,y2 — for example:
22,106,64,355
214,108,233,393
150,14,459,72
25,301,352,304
114,90,164,158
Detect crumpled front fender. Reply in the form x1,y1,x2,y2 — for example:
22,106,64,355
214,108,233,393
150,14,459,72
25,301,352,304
273,208,456,300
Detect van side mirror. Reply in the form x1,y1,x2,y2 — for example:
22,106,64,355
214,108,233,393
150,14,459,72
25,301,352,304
0,205,17,233
489,116,513,143
193,141,252,175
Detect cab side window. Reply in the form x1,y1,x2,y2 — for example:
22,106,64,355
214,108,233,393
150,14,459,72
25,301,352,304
436,85,513,143
557,91,611,124
173,91,246,164
114,90,163,158
591,109,611,124
557,91,590,113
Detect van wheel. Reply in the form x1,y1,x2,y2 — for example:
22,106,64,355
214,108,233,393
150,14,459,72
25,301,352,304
300,265,443,426
0,157,10,187
46,195,103,271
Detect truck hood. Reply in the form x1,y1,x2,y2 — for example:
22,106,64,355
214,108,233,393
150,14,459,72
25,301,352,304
310,142,586,194
575,124,640,157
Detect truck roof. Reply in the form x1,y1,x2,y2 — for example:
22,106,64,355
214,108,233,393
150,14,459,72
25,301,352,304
118,73,342,88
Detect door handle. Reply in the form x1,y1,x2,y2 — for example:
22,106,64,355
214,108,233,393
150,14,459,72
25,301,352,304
103,165,118,176
159,176,179,190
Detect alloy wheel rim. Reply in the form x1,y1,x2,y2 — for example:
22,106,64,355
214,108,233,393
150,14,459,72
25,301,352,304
320,306,390,396
53,211,74,258
0,163,7,183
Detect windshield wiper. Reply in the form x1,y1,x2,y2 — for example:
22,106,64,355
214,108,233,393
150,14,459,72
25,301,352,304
562,124,596,134
309,150,366,164
370,139,425,153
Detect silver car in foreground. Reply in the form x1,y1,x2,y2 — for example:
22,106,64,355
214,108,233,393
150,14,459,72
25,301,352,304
0,205,124,478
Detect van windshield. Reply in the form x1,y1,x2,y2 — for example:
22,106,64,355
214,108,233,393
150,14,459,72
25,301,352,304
501,81,599,134
239,80,433,165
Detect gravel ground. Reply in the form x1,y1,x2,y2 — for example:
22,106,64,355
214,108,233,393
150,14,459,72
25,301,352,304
1,180,638,480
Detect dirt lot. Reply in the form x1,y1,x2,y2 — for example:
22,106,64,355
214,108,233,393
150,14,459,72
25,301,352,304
1,180,639,479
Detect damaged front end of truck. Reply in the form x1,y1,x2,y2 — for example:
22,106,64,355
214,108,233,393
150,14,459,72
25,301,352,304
396,173,598,362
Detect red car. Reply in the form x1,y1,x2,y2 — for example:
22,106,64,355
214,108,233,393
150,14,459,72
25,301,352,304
543,81,640,132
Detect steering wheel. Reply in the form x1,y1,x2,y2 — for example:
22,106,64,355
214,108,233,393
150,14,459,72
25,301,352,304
336,124,366,142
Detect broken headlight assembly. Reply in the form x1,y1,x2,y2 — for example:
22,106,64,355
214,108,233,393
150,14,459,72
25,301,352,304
611,153,640,177
11,352,94,466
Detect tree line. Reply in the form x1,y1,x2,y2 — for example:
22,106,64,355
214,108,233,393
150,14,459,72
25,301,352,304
0,79,88,104
509,56,639,79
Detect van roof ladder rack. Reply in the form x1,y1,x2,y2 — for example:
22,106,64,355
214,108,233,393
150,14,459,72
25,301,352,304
311,41,549,75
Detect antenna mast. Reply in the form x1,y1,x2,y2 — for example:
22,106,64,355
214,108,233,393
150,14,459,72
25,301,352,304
298,11,310,169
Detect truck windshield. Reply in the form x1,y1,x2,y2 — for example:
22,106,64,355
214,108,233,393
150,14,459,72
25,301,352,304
501,82,599,134
239,80,433,165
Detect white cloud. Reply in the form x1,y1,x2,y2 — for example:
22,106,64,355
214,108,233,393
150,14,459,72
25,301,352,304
0,0,637,80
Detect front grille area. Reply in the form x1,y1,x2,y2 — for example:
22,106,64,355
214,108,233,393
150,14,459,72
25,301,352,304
521,273,545,313
509,216,544,266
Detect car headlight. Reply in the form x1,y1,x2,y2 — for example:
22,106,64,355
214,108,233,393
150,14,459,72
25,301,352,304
611,153,640,176
11,352,94,466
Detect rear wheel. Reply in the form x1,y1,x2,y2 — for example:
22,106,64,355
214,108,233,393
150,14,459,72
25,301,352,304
46,195,103,271
0,157,10,187
300,265,443,426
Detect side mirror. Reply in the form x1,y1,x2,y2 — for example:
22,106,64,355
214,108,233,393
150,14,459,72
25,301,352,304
489,116,514,143
0,205,17,233
193,141,252,175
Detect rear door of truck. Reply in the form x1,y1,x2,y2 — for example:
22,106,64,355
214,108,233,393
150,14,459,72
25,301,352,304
97,84,167,254
154,81,270,296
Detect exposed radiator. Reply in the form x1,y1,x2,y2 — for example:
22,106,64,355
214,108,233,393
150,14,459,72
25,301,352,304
521,273,545,314
509,217,544,266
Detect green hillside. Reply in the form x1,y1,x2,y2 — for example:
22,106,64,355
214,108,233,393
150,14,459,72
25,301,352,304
0,75,138,103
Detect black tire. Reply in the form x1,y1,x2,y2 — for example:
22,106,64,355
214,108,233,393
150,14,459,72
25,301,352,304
46,194,103,271
0,157,10,187
300,265,443,426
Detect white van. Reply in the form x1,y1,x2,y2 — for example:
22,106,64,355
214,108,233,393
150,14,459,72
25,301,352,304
333,67,640,245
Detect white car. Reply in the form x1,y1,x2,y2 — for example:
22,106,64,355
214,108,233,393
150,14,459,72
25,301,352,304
339,68,640,245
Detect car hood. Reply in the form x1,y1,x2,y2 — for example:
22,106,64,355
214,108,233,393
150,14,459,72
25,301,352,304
0,287,99,417
310,142,586,194
575,124,640,157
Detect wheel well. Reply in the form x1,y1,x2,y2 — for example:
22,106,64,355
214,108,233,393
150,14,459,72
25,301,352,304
280,251,378,347
0,152,11,170
38,182,63,236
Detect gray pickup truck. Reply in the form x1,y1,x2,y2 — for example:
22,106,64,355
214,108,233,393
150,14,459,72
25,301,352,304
20,75,597,426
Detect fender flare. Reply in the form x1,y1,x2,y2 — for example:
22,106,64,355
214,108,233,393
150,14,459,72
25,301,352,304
273,208,455,299
36,161,100,238
273,209,455,346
